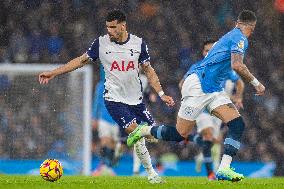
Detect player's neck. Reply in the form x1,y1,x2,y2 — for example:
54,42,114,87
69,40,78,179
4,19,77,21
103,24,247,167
118,31,129,43
236,26,249,38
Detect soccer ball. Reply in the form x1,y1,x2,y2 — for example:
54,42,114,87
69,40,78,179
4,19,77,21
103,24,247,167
40,159,63,182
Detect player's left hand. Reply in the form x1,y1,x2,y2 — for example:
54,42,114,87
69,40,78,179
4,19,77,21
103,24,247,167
161,95,175,107
232,96,244,110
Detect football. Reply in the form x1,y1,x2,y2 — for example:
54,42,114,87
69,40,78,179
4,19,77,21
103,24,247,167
39,159,63,182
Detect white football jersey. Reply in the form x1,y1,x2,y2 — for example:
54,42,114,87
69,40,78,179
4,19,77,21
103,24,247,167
86,34,150,105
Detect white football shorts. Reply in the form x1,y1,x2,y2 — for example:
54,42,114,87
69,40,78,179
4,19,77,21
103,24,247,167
178,73,232,121
196,112,222,139
98,119,120,142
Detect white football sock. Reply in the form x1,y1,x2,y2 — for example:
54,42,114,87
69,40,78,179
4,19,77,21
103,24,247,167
218,154,232,170
134,137,156,176
133,145,141,174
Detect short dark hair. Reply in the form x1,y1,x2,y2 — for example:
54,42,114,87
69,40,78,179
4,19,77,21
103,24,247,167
202,39,216,49
238,10,257,23
106,9,126,23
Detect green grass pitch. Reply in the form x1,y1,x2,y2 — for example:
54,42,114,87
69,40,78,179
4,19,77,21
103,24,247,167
1,176,284,189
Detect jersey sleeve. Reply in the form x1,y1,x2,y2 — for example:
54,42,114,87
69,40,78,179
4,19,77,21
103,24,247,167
86,38,99,62
228,70,240,83
138,40,150,64
183,62,198,79
230,35,248,55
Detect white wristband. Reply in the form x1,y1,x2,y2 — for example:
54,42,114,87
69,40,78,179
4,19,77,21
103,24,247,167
158,91,165,97
250,78,260,87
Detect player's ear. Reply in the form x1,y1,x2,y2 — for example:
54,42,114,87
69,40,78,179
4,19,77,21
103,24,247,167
121,22,126,31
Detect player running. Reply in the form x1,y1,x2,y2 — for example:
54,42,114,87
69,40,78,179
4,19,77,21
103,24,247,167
179,40,245,180
128,10,265,182
39,9,175,183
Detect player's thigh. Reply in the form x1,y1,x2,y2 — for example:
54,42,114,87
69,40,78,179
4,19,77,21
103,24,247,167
98,120,115,146
207,91,240,123
211,104,240,123
196,112,220,140
111,125,120,142
104,100,138,134
131,103,155,126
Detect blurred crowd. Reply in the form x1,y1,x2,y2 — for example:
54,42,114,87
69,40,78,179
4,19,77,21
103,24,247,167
0,0,283,174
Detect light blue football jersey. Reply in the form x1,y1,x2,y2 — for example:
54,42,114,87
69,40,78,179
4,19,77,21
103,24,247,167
185,62,240,88
188,28,248,93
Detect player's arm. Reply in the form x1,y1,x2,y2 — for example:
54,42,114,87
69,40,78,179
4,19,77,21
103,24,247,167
235,79,244,99
39,53,89,84
232,78,245,109
141,62,175,106
231,53,265,96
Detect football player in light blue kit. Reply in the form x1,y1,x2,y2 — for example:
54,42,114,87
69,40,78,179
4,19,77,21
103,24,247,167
92,65,120,175
128,10,265,182
180,41,244,180
177,10,265,181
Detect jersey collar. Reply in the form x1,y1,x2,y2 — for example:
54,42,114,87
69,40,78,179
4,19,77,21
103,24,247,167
113,33,130,45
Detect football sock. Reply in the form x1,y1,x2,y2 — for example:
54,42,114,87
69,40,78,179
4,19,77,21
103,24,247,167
150,125,184,142
134,137,156,175
218,154,232,170
188,134,203,147
202,140,213,174
219,116,245,170
211,143,221,172
224,116,245,157
101,146,115,167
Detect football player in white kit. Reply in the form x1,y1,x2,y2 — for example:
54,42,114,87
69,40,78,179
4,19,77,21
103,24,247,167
38,9,174,183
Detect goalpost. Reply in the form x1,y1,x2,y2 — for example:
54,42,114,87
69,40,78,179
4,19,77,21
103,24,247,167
0,64,92,175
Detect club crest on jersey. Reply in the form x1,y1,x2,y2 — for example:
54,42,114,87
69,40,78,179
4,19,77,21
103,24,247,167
110,60,135,71
238,40,244,49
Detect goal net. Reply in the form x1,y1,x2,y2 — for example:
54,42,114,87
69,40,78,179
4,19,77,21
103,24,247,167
0,64,92,175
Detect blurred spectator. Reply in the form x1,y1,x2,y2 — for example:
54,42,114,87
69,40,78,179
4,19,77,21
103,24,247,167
48,140,69,159
47,23,64,62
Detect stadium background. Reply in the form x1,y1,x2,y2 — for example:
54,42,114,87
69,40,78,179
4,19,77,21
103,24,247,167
0,0,283,176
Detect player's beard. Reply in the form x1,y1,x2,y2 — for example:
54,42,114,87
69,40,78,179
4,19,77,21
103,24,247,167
109,33,118,42
109,32,122,42
109,35,116,42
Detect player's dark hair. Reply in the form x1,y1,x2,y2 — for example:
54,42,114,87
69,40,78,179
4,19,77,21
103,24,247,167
202,39,216,49
106,9,126,23
238,10,257,23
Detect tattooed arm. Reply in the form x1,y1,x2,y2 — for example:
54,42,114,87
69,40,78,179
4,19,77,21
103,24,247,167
231,53,254,82
231,53,265,96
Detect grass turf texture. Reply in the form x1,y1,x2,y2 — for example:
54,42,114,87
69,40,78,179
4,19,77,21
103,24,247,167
1,176,284,189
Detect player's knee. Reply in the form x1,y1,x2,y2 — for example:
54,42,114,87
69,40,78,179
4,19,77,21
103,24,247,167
201,128,214,141
176,127,190,139
125,122,138,134
100,137,114,147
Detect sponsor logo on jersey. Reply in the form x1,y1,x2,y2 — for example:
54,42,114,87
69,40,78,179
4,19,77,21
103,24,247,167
110,60,135,71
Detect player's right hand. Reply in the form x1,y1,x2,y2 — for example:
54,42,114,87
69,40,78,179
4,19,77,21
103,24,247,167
254,83,265,96
161,95,175,107
39,71,55,84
